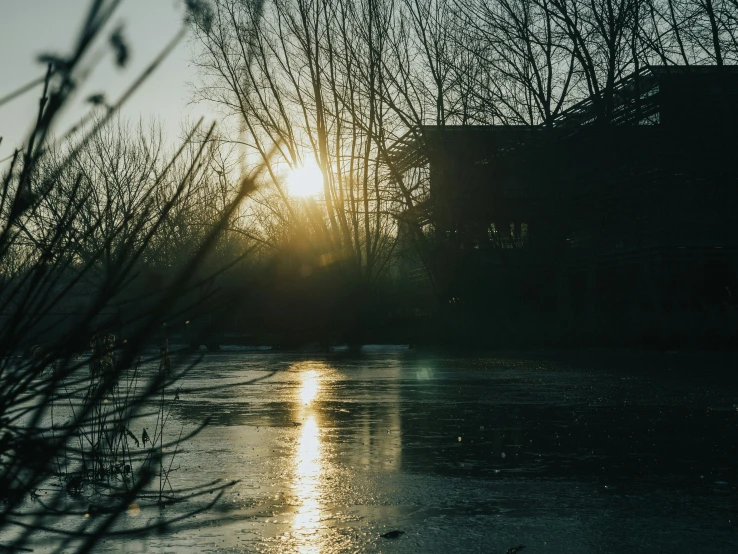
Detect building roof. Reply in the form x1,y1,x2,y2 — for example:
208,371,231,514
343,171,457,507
388,65,738,173
552,65,738,128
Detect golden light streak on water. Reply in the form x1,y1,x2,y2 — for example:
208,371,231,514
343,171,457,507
293,414,322,552
291,364,329,552
300,369,320,405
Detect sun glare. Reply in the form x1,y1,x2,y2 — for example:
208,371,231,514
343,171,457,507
300,369,320,404
286,159,324,198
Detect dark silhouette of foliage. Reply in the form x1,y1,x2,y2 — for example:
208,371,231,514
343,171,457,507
0,1,269,550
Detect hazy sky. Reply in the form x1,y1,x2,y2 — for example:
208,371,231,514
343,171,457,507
0,0,214,161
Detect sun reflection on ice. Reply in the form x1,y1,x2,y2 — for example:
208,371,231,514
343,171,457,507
300,369,320,404
294,415,322,539
291,365,329,552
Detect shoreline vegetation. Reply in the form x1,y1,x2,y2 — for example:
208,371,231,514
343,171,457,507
1,1,257,550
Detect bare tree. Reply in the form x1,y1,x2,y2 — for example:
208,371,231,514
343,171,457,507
459,0,578,125
191,0,403,285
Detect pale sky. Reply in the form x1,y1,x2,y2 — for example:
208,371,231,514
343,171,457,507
0,0,215,162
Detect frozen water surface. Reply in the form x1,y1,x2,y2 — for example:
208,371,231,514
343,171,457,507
14,351,738,552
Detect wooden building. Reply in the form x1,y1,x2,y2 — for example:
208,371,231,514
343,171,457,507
393,66,738,345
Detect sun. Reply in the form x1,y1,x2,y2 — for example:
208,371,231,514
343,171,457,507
286,159,324,198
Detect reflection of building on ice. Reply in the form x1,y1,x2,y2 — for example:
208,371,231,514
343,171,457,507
355,362,403,471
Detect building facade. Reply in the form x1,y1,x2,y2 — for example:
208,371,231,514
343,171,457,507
394,66,738,346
